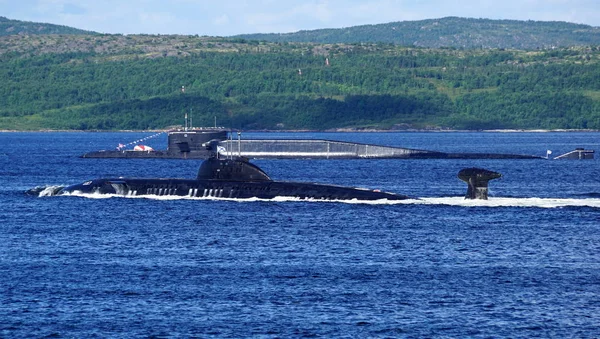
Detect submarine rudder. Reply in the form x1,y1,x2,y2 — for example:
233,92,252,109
457,168,502,200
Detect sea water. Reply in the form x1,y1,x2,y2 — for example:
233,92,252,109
1,131,599,337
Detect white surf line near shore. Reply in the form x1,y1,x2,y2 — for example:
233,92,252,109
55,192,600,208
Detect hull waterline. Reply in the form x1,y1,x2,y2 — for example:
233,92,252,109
59,178,410,201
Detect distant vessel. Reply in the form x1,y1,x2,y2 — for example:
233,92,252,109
81,129,543,160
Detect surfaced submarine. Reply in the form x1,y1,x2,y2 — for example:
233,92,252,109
57,155,412,201
457,167,502,200
53,161,501,201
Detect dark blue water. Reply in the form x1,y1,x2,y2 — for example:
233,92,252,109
1,131,600,338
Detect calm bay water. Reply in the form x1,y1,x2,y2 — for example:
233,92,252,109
1,131,599,338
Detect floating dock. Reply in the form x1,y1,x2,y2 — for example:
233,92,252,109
219,139,437,159
218,139,541,159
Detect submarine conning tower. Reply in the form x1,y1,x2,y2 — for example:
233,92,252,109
457,168,502,200
197,157,272,182
168,128,228,153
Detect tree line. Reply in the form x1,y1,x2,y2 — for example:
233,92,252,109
1,44,599,130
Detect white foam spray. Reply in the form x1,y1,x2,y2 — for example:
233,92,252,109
40,192,600,208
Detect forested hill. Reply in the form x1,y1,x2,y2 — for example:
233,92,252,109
1,31,599,131
236,17,600,50
0,16,96,36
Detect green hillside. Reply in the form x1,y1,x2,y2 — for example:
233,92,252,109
0,16,96,36
0,20,599,131
237,17,600,50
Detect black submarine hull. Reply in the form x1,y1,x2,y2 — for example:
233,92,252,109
41,157,500,201
52,156,500,202
58,178,410,201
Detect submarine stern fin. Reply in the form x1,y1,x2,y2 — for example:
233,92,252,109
457,168,502,200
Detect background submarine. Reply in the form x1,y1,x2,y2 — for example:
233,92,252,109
81,127,543,160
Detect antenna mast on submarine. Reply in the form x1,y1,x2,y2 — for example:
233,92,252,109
181,85,188,131
238,131,242,157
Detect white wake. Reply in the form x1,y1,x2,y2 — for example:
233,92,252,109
46,191,600,208
415,197,600,208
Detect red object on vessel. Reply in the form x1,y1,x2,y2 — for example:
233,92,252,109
133,145,154,151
